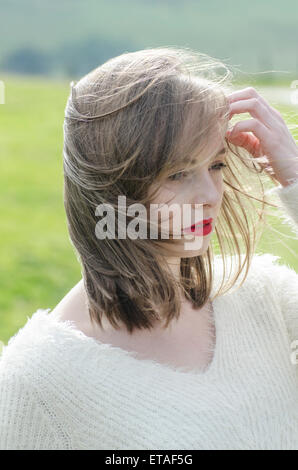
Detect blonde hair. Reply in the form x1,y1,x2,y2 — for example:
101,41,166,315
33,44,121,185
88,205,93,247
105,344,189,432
63,46,283,334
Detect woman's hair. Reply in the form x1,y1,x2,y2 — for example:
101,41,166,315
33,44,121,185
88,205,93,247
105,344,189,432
63,46,285,334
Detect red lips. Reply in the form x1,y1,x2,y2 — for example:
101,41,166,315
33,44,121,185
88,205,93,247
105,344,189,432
184,217,213,231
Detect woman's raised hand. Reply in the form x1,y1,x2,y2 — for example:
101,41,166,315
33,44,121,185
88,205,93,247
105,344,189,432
226,87,298,187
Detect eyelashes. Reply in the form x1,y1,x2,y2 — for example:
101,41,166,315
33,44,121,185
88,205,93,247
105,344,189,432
168,162,227,181
210,162,227,171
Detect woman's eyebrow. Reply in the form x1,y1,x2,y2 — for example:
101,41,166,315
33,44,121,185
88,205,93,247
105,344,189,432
189,146,227,165
215,147,226,156
206,147,226,163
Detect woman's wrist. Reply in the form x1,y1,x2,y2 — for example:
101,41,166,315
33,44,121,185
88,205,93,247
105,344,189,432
277,164,298,188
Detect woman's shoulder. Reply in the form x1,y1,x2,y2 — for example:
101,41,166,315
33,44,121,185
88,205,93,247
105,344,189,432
213,252,297,314
244,252,297,289
0,308,79,369
214,251,295,279
0,302,107,388
213,252,287,289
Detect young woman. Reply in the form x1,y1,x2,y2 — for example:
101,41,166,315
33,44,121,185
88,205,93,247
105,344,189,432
1,47,298,450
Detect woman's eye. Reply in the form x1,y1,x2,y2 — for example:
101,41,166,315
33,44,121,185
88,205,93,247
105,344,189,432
168,171,189,181
168,163,227,181
210,162,227,171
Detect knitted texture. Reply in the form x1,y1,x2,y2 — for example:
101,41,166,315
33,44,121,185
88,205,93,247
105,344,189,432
1,180,298,450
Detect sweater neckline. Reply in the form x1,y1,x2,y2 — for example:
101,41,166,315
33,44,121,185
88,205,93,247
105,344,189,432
48,293,223,378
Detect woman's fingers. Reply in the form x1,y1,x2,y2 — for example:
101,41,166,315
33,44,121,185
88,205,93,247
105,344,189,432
226,129,264,158
225,87,298,186
227,87,284,123
228,118,271,143
229,97,278,128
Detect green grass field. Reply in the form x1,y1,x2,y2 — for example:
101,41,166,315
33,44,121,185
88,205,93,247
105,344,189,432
0,74,82,346
0,74,298,349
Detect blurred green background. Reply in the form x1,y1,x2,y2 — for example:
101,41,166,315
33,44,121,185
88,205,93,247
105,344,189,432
1,0,298,349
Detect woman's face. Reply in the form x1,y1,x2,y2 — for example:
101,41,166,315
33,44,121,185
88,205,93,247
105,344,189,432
149,131,227,259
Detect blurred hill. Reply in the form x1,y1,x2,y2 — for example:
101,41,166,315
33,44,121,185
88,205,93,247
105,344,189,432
0,0,298,81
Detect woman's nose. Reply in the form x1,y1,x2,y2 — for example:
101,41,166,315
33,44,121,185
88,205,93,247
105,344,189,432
191,174,222,208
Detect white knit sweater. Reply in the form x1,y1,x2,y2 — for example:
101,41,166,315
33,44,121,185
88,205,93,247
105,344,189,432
1,180,298,450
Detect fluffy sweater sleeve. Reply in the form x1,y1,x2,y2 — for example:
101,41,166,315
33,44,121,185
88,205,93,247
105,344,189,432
262,179,298,362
